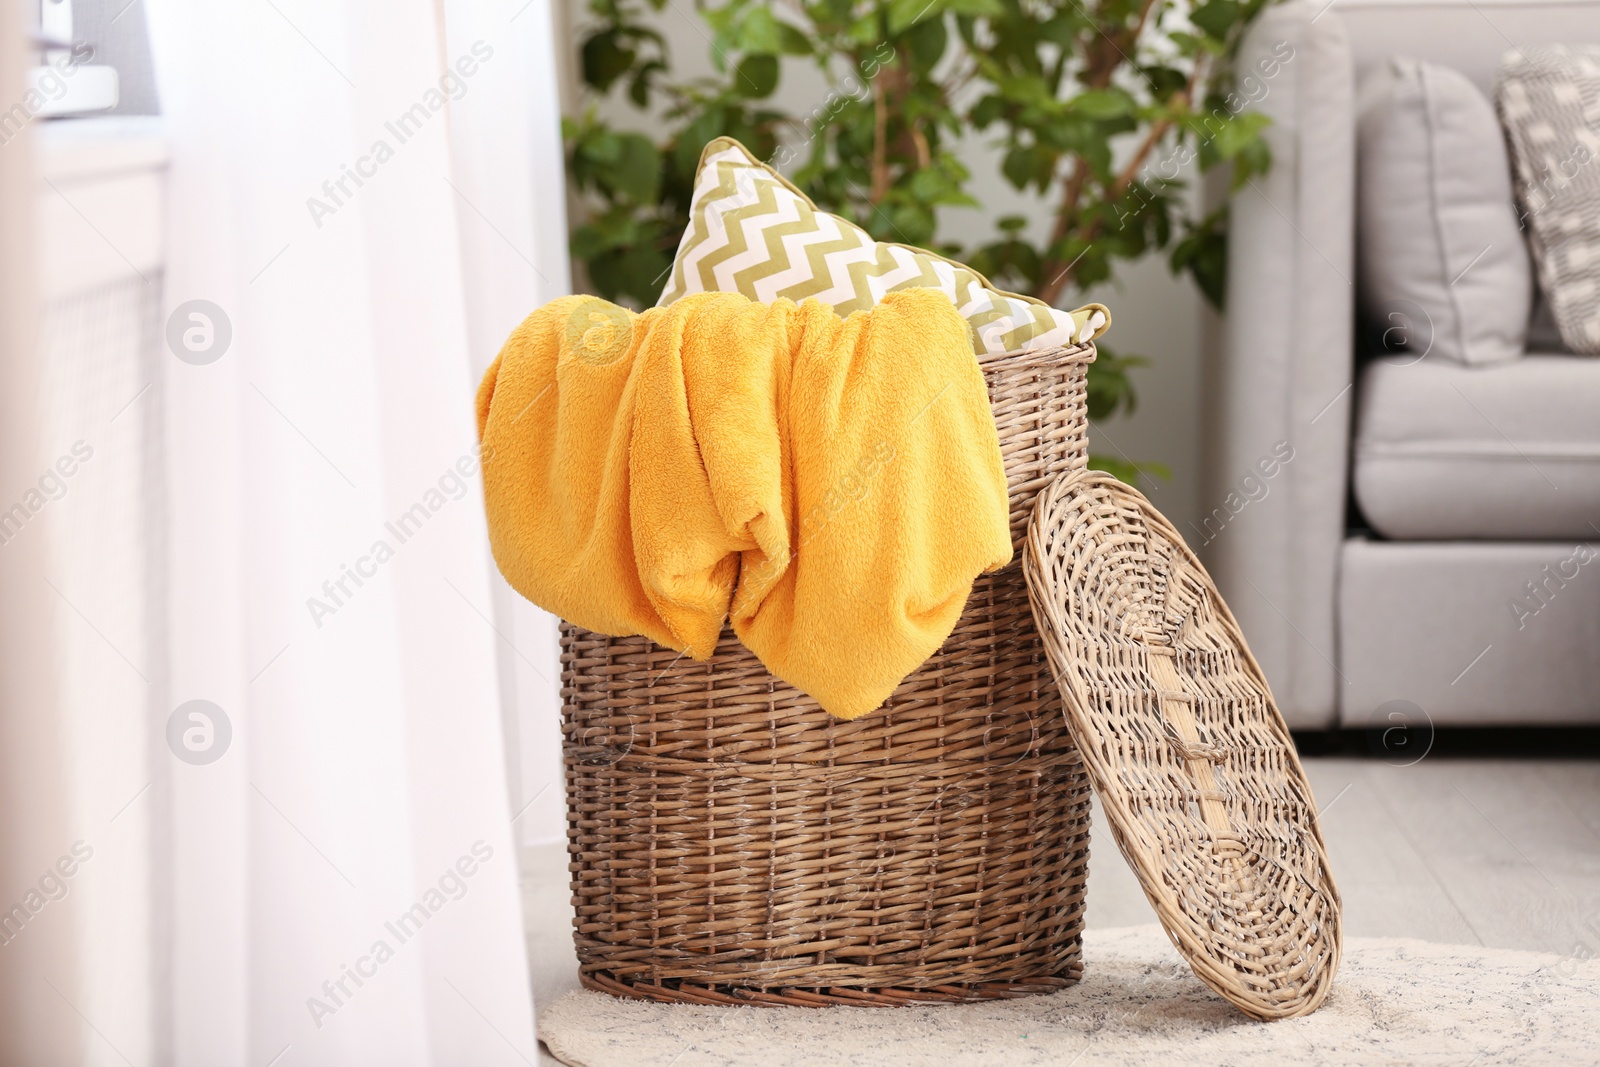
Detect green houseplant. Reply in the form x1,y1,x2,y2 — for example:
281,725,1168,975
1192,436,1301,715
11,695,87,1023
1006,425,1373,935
564,0,1279,480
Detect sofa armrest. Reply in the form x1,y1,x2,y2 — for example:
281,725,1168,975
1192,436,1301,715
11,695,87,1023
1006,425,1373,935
1202,2,1354,730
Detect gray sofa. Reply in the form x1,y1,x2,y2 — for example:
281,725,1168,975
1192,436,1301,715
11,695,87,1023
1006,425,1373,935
1205,0,1600,731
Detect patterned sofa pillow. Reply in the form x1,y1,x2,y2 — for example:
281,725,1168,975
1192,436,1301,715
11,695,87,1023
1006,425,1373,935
659,137,1110,355
1495,45,1600,354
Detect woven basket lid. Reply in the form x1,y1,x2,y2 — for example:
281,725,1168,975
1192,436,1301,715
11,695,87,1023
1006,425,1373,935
1023,471,1342,1020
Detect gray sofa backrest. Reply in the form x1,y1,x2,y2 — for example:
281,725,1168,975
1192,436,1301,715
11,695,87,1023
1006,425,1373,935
1336,0,1600,95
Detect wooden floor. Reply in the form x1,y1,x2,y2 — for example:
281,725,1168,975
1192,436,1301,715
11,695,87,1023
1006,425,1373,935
522,756,1600,1064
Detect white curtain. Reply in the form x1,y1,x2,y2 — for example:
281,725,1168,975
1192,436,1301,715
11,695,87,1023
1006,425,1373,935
139,1,569,1064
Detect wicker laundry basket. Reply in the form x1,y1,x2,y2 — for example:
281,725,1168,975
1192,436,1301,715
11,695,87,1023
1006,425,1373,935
559,341,1096,1007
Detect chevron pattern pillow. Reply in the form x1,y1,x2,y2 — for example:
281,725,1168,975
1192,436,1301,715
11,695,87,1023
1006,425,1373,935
659,138,1110,355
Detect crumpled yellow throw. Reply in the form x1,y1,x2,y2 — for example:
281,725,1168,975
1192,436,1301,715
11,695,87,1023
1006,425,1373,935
475,288,1012,720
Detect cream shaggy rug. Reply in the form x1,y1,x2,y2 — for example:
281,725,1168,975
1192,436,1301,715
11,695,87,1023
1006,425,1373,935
539,925,1598,1066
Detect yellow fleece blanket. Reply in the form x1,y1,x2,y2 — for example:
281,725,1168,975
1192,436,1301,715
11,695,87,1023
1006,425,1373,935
475,288,1012,720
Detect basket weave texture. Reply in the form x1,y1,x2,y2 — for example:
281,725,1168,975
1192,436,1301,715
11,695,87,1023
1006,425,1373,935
1024,472,1342,1020
560,342,1096,1007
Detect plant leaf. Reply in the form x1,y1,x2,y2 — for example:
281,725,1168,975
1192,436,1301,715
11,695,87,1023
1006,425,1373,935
1190,0,1241,40
945,0,1004,16
581,31,635,92
903,14,948,71
1069,87,1136,119
777,22,814,55
888,0,941,34
608,133,661,204
969,93,1005,128
738,7,783,53
735,54,780,97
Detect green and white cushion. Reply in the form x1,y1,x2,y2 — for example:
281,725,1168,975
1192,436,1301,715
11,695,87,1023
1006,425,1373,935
659,137,1110,354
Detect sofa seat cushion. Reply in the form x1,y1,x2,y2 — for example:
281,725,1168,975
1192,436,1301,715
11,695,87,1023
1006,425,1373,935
1353,353,1600,538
